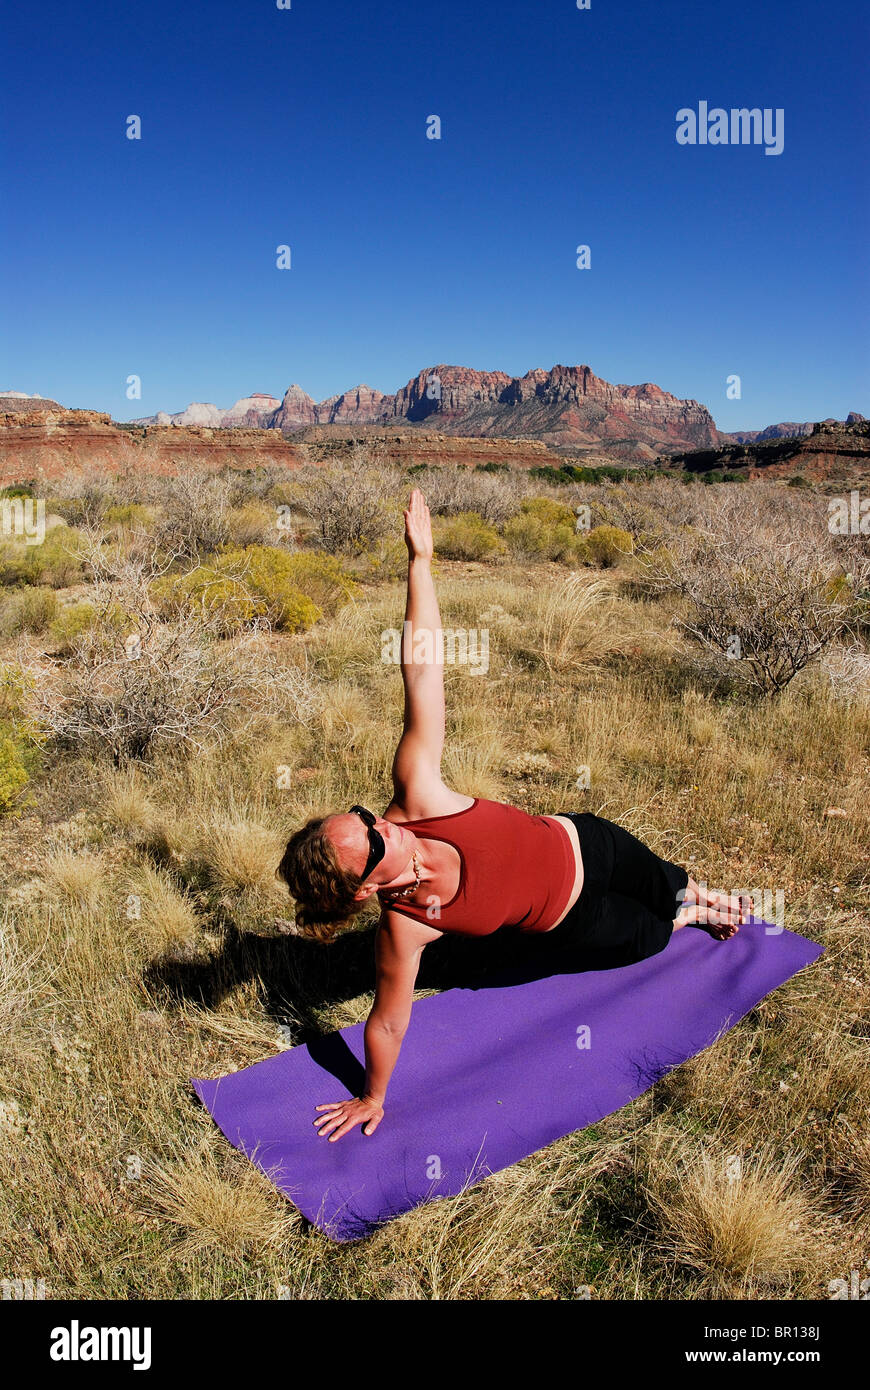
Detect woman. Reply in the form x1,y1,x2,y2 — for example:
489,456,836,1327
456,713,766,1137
277,489,751,1144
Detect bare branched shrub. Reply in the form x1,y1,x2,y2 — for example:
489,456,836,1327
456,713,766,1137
410,465,523,524
43,469,112,527
295,446,395,553
820,644,870,704
629,488,853,695
21,535,319,762
148,465,234,561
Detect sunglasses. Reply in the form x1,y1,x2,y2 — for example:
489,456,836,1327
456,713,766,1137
348,805,386,880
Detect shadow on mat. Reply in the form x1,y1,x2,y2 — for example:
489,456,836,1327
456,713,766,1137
143,918,640,1046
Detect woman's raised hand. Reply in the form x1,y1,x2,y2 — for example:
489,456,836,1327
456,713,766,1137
404,488,434,561
313,1095,385,1142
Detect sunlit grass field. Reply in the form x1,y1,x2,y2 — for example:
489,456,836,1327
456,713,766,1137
1,460,868,1299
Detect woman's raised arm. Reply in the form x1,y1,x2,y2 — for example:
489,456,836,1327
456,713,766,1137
390,490,446,802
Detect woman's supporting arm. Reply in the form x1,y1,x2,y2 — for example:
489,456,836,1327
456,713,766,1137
361,1018,407,1105
362,914,426,1101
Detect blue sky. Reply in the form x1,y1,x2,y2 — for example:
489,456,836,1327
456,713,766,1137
2,0,867,430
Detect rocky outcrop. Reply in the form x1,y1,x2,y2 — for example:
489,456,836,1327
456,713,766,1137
292,424,565,470
269,384,319,431
665,418,870,481
131,393,281,430
725,413,865,445
320,384,395,425
0,409,304,487
0,393,65,413
373,363,719,455
498,364,717,452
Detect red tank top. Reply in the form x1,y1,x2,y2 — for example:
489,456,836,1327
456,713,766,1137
379,797,576,936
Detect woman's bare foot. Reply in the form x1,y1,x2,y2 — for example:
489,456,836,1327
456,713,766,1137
673,882,753,940
673,902,742,940
677,878,754,937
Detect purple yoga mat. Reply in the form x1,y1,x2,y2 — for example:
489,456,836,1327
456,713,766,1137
191,920,823,1242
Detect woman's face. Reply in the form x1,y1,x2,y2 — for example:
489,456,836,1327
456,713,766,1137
326,813,417,885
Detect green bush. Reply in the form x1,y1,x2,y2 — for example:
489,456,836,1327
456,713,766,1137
502,513,556,559
48,601,99,654
474,462,510,473
530,463,633,485
0,731,29,816
581,524,634,568
151,545,329,636
501,510,587,565
0,525,85,587
0,586,59,635
256,549,359,616
434,512,504,561
103,503,155,528
518,497,577,528
151,568,261,636
216,546,358,620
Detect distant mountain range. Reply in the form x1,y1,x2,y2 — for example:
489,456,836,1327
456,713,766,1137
3,368,865,464
727,414,865,444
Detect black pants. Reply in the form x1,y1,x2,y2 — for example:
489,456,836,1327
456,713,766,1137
542,812,690,967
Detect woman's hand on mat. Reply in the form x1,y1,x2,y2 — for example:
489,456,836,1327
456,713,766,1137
313,1095,385,1142
404,489,433,561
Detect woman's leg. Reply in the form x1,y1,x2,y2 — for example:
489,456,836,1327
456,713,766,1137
576,890,674,965
575,811,744,945
575,813,689,922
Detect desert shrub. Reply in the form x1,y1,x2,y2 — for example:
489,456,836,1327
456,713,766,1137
152,562,320,638
644,494,856,695
47,601,99,655
225,502,277,548
352,535,409,581
294,450,394,554
435,511,504,561
263,550,359,616
0,586,58,635
502,512,559,559
153,545,357,635
518,497,577,528
223,464,290,507
408,466,521,524
0,525,85,588
149,468,234,561
0,732,29,816
530,463,631,486
217,546,357,624
501,509,587,564
676,556,851,695
27,616,319,763
581,524,634,567
44,476,110,527
103,503,155,529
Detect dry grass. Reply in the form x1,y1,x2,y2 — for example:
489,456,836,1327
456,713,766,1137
0,469,867,1300
642,1134,821,1296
